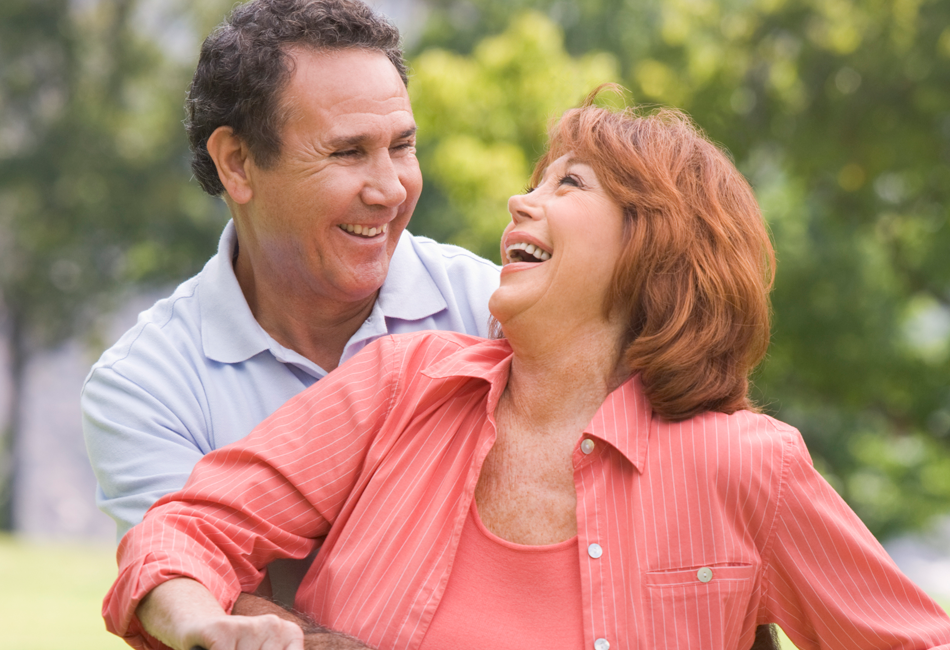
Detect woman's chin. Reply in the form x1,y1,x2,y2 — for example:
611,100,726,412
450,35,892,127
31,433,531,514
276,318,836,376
487,292,521,328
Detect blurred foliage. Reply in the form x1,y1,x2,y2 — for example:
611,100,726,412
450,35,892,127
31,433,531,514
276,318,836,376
409,0,950,539
0,0,227,529
0,0,947,541
409,12,619,259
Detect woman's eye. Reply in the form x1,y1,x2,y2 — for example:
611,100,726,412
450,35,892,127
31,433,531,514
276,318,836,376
524,185,536,194
558,174,580,187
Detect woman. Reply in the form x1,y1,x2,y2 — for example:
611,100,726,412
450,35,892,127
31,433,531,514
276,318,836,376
104,93,950,650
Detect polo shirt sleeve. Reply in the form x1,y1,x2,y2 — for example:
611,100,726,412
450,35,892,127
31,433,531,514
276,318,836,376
760,429,950,649
82,326,213,542
102,335,403,649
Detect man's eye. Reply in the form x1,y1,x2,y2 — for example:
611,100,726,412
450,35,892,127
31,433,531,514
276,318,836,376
331,149,359,158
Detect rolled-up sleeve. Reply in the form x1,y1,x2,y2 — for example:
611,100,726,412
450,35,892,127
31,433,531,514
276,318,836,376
103,335,401,649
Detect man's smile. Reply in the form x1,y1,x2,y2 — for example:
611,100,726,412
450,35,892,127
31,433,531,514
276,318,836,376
339,223,389,238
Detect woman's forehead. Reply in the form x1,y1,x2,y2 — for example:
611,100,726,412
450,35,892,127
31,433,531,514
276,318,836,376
536,152,597,180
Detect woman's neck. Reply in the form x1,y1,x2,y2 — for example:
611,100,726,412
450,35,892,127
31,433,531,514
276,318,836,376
501,319,627,433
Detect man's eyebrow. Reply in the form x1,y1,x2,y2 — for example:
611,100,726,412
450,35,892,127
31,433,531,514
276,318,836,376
326,127,417,149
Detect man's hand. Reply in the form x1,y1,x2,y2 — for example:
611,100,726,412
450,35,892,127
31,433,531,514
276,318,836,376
233,593,375,650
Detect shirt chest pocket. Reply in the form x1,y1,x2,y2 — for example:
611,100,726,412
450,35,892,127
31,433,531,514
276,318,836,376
643,564,756,649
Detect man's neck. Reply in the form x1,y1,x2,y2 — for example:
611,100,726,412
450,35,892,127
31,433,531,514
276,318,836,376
234,252,379,373
255,291,378,373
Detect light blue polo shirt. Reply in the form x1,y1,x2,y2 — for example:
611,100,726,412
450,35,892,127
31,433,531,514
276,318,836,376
82,221,500,540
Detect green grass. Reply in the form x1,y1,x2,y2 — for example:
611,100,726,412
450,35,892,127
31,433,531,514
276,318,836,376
1,533,946,649
0,535,128,650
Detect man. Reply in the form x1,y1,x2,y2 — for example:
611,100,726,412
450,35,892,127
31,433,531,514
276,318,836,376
82,0,497,643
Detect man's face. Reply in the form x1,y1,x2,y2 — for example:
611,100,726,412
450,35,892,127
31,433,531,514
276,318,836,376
240,47,421,308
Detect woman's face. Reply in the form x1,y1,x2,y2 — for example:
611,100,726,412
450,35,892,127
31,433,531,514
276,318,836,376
489,153,626,332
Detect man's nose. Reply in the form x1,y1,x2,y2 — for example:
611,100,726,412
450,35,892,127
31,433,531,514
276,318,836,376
362,153,408,207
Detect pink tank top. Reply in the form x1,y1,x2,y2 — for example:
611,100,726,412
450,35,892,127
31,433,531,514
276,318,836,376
419,499,585,649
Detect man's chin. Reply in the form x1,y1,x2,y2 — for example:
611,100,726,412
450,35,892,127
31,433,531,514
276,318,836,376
326,263,389,304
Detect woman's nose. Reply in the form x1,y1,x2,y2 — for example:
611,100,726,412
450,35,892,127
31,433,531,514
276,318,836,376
507,192,537,222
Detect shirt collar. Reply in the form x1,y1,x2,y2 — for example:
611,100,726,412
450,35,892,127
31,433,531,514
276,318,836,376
199,221,274,364
374,231,447,321
586,375,653,473
423,338,653,471
199,225,451,365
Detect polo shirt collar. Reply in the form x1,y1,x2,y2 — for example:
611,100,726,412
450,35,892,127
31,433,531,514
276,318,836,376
200,221,274,364
423,338,653,471
374,231,447,321
199,224,450,364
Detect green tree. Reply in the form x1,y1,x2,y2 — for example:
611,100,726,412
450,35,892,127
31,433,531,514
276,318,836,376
410,12,620,261
0,0,225,530
409,1,950,539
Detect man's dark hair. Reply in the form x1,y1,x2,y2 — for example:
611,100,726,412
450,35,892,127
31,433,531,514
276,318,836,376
186,0,407,196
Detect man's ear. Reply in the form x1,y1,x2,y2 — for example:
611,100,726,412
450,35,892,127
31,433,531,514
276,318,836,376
206,126,254,204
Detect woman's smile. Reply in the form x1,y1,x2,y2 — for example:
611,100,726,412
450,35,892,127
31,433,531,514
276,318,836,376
490,154,625,328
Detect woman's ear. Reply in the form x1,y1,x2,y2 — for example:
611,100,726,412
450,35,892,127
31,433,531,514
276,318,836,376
206,126,254,204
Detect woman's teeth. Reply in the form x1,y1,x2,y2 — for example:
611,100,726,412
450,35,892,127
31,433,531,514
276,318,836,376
505,241,551,263
340,223,388,237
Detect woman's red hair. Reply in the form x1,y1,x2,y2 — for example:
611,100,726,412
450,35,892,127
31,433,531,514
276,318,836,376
532,89,775,421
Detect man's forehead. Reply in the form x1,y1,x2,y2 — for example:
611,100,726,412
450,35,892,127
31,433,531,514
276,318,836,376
277,47,415,141
284,46,406,96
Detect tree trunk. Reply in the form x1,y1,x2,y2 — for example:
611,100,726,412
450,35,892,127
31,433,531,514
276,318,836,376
0,309,25,532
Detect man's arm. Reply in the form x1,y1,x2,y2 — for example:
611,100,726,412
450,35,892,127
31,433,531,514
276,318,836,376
232,594,374,650
82,358,211,540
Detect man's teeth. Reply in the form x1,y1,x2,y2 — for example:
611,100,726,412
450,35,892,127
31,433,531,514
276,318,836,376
505,241,551,263
340,223,388,237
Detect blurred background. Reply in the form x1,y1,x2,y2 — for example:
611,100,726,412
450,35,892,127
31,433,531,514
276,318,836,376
0,0,948,647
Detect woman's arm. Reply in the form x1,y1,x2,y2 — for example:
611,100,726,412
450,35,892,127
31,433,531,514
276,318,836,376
137,578,303,650
136,581,376,650
104,336,402,649
762,431,950,648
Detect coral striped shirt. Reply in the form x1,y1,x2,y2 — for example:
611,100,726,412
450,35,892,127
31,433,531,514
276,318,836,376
104,332,950,650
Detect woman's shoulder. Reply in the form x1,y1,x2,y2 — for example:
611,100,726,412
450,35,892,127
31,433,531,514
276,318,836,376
674,408,802,447
651,408,809,484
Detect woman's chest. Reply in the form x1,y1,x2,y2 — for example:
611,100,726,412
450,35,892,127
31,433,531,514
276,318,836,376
474,419,581,545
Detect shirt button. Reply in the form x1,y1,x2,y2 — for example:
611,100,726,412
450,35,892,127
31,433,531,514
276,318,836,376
594,638,610,650
697,567,713,583
588,543,603,559
580,438,595,454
